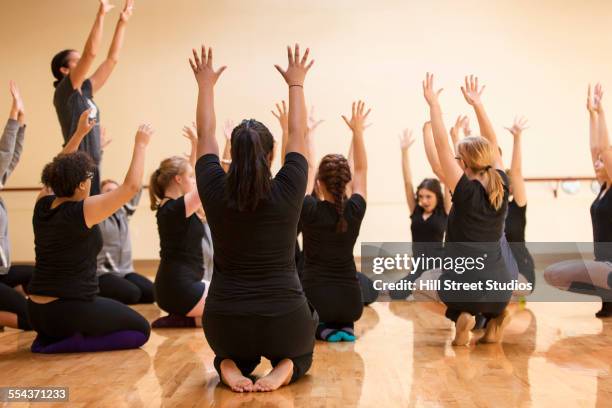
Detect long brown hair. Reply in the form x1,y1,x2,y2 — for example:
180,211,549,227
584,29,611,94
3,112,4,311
148,156,190,210
226,119,274,211
457,136,505,211
317,154,352,232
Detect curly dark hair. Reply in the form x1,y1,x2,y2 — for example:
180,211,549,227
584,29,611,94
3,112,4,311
317,154,352,232
41,152,96,197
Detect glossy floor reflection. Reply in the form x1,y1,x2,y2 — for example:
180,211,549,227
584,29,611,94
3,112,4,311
1,301,611,407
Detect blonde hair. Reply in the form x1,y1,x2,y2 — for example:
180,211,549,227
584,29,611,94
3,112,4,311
149,156,190,210
457,136,505,211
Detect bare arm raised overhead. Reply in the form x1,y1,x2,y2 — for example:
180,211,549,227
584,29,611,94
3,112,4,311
69,0,115,90
593,84,612,182
423,73,462,192
83,124,153,228
399,129,417,213
190,46,227,159
460,75,503,169
342,101,370,200
505,116,529,206
220,119,235,172
274,44,314,158
90,0,135,93
422,121,445,183
272,101,289,165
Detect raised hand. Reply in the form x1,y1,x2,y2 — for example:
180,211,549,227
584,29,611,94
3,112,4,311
189,45,227,88
274,44,314,86
460,75,486,106
587,84,597,114
422,73,443,107
100,126,112,149
223,119,235,140
594,83,604,113
461,116,471,136
135,124,154,147
9,81,24,119
271,100,289,133
307,105,324,132
119,0,134,22
399,129,415,150
99,0,116,14
182,123,197,144
342,100,371,133
450,115,468,138
504,116,529,137
76,109,97,136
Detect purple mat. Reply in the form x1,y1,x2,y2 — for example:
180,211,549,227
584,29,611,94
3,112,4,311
31,330,148,354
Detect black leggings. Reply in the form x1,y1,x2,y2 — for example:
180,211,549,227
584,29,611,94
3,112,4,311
0,264,34,291
304,283,362,325
203,302,318,384
154,262,205,315
0,265,34,330
98,273,154,305
27,296,150,341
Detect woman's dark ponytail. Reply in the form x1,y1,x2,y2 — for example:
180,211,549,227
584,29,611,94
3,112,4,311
226,120,274,212
51,49,75,88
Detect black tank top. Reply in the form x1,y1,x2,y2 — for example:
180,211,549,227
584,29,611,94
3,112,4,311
504,199,526,242
591,183,612,262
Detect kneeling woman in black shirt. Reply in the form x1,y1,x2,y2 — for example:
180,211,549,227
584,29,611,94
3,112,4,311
414,74,512,346
149,129,210,328
192,45,318,392
300,101,369,342
27,111,152,353
544,84,612,317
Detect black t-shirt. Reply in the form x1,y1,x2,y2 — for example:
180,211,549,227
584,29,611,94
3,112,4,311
411,205,447,243
446,170,509,243
300,194,366,288
442,170,511,295
591,183,612,262
157,196,205,271
28,196,102,300
505,199,526,243
53,76,101,163
196,152,308,317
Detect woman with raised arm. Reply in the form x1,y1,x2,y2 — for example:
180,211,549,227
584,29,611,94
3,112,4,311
0,82,32,331
299,101,370,342
544,84,612,317
194,44,318,393
26,111,152,353
96,179,153,305
273,101,322,278
413,74,512,346
149,126,211,328
503,117,536,294
391,125,451,300
51,0,135,195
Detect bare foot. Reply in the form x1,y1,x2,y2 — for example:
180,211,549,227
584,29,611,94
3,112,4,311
452,312,475,346
479,309,512,343
253,359,293,392
220,359,254,393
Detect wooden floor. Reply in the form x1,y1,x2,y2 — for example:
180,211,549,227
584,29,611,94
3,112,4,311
1,300,612,407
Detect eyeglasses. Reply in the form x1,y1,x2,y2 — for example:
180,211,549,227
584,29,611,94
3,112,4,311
85,171,95,180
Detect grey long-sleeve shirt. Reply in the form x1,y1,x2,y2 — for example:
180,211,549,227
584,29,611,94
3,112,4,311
96,188,142,277
0,119,25,274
